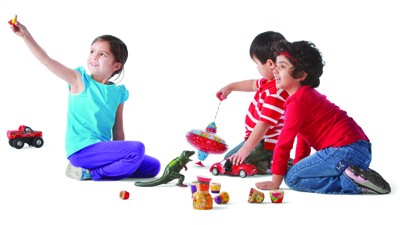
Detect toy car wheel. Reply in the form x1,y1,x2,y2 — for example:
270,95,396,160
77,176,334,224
9,139,14,147
12,138,24,149
211,168,220,176
239,170,247,178
32,137,44,148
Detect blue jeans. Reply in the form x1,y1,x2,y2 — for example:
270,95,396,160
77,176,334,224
68,140,161,181
284,140,371,194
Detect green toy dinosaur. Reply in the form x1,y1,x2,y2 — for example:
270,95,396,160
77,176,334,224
134,150,195,187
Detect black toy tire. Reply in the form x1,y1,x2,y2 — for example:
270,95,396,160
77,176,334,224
13,138,24,149
9,139,14,147
32,137,44,148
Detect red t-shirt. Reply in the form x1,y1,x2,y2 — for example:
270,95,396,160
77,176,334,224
244,78,289,150
272,86,369,175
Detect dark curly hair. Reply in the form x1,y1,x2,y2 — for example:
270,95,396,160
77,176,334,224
249,31,286,64
273,40,325,88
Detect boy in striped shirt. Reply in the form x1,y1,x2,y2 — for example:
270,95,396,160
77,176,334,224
216,31,289,174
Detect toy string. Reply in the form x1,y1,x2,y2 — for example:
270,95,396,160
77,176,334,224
213,101,222,122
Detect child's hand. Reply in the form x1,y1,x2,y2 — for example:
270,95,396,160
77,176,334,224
10,21,27,37
228,150,249,165
255,175,283,190
216,92,225,101
255,181,275,190
216,86,232,101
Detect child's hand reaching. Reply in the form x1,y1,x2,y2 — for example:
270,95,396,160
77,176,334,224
9,21,27,37
216,92,224,101
216,85,232,101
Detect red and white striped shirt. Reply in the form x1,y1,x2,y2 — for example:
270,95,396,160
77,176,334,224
244,78,289,150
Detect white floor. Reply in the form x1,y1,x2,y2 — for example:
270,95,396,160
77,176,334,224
1,0,399,224
0,144,397,225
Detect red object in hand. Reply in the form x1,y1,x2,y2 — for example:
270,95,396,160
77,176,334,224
217,93,224,101
9,15,17,25
8,15,19,32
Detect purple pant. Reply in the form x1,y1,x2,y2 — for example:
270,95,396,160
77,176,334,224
68,140,161,181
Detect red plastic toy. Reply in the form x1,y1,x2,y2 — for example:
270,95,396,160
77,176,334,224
186,122,228,166
209,159,258,178
8,15,19,32
8,15,17,25
186,101,228,167
7,125,44,149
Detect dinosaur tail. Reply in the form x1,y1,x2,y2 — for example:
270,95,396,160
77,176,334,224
134,178,166,187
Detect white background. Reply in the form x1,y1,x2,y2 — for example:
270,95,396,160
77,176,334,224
1,0,399,224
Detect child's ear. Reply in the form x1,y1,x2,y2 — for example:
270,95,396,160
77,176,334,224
297,71,308,81
267,59,275,67
266,59,277,69
113,63,122,71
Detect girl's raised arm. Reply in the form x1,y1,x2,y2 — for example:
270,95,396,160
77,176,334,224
11,21,82,92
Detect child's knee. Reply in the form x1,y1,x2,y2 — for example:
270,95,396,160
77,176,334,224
125,141,145,157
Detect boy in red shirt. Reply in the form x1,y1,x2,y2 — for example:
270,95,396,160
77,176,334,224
256,40,391,194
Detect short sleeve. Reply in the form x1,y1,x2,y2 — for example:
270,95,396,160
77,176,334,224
119,85,129,103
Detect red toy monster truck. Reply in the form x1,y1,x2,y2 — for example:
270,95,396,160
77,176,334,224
7,125,44,149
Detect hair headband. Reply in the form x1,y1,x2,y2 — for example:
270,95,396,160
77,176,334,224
279,51,298,64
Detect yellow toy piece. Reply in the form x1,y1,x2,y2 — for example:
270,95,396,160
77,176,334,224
12,15,18,24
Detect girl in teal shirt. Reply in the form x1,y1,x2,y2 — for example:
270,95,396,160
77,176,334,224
11,21,160,181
